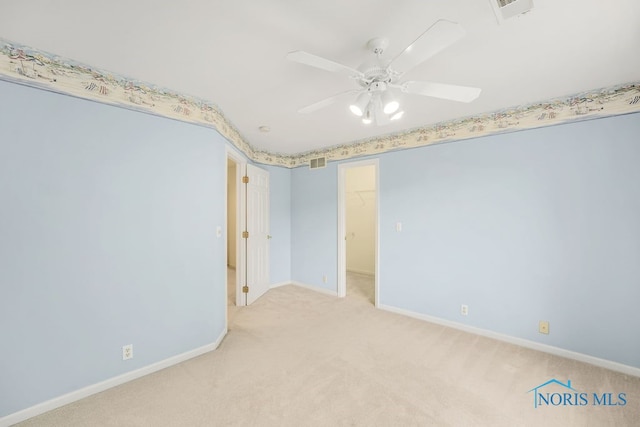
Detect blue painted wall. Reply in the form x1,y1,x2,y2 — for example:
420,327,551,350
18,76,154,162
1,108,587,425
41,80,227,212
1,75,638,418
379,114,640,368
292,113,640,369
0,81,228,416
264,165,292,285
291,163,338,291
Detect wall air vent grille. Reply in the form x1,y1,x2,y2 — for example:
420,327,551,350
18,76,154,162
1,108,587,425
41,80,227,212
490,0,533,22
309,157,327,169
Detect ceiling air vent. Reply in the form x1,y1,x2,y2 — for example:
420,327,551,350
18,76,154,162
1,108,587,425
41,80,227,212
309,157,327,169
490,0,534,23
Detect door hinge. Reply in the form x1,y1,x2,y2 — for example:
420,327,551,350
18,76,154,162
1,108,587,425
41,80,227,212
242,175,249,184
242,285,249,293
242,231,249,238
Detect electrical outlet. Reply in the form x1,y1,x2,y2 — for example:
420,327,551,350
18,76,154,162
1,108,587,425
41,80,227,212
461,304,469,316
539,321,549,335
322,275,328,283
122,344,133,360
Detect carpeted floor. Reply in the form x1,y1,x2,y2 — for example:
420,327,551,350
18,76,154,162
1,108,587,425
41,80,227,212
16,272,640,426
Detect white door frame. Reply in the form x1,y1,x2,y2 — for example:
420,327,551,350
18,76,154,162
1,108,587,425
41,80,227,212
226,147,247,308
337,159,380,307
244,163,270,305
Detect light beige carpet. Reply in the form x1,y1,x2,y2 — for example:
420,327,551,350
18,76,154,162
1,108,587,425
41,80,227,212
16,272,640,426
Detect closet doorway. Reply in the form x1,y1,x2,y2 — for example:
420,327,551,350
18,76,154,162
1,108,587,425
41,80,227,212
337,159,379,306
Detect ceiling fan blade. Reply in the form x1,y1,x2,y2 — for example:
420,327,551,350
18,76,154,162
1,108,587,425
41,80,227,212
388,19,465,75
297,90,358,114
287,50,363,77
402,81,481,103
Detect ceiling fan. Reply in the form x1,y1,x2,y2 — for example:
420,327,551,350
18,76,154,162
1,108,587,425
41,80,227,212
287,19,481,126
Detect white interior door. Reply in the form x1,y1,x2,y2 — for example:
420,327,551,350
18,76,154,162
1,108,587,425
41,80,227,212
244,164,270,305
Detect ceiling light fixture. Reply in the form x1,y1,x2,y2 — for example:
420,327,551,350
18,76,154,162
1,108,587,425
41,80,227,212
381,90,399,114
362,106,373,124
348,78,401,125
349,92,370,117
390,110,404,121
352,88,401,125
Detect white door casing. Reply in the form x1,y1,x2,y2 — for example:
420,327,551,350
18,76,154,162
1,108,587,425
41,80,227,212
337,159,380,306
244,163,270,305
226,148,246,309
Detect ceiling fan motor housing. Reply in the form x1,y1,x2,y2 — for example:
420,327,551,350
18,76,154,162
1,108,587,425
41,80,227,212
357,58,390,84
368,81,387,92
357,37,398,90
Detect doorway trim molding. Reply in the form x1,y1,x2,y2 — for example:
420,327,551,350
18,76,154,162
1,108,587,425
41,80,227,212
337,158,380,307
226,146,247,312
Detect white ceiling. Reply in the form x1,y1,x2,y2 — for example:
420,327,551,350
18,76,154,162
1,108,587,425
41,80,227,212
1,0,639,155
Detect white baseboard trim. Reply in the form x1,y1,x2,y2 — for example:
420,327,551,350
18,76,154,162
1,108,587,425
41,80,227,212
378,304,640,378
291,281,338,297
1,329,228,427
270,281,291,289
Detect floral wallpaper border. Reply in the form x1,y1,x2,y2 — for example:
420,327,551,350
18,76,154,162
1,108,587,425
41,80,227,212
2,38,639,168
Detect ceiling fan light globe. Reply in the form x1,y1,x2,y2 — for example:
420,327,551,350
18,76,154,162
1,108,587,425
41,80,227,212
381,90,399,114
349,105,364,116
362,106,373,124
383,100,400,114
350,92,370,117
391,110,404,121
